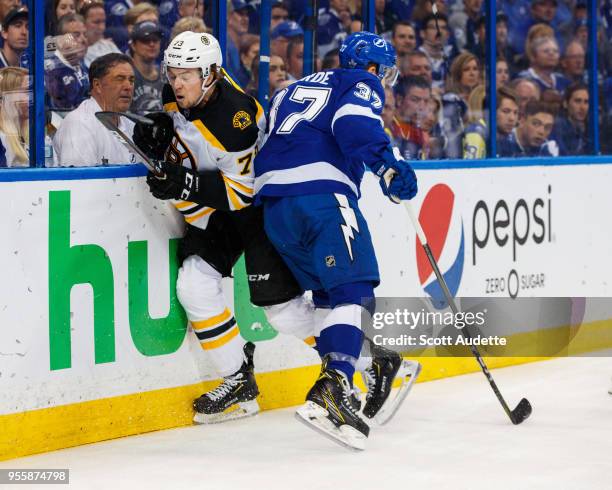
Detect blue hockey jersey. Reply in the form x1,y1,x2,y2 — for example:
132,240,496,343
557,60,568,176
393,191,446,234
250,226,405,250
254,69,389,201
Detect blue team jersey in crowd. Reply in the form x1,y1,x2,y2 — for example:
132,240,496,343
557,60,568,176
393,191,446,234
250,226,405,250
254,68,389,201
44,54,90,111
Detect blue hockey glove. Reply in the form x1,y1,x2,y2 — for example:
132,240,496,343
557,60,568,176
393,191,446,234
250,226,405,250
369,147,418,203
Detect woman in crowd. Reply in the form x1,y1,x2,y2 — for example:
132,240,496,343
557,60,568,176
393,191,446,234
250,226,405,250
247,55,287,99
0,67,30,167
497,58,510,88
442,52,482,158
237,34,260,88
81,1,120,68
46,0,76,36
462,84,487,159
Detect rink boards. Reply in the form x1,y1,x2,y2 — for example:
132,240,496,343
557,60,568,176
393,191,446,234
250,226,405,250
2,162,612,460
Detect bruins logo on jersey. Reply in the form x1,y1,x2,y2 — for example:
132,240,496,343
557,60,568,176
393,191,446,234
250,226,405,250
232,111,252,130
165,135,196,169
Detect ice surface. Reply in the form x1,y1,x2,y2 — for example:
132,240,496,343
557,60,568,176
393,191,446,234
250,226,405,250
2,357,611,490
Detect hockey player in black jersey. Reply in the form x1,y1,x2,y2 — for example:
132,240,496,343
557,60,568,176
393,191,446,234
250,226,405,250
132,31,420,441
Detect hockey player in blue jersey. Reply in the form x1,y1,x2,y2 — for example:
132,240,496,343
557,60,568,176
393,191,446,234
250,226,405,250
254,32,419,450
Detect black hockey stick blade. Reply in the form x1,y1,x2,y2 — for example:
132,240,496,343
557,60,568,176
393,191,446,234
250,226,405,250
510,398,532,425
94,111,163,176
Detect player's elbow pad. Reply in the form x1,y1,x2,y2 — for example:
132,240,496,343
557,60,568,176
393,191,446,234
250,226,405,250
190,170,232,211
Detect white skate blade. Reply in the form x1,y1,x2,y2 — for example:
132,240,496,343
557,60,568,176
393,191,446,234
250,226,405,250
295,401,367,452
374,360,422,426
193,399,259,424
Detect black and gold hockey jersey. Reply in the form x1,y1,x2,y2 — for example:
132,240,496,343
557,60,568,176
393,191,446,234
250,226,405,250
162,72,265,230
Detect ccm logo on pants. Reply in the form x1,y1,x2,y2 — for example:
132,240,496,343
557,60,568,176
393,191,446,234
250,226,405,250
248,274,270,282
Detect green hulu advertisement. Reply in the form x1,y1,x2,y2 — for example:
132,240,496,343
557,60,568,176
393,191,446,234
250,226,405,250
47,190,276,372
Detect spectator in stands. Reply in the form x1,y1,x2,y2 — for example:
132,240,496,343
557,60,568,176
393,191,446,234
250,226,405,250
411,0,448,29
227,0,250,79
322,48,340,70
46,0,76,36
0,67,29,167
81,1,120,68
462,85,487,159
510,77,541,118
247,54,287,99
446,52,481,103
382,85,396,143
125,3,160,36
500,100,559,157
440,52,480,159
572,18,588,49
391,21,417,57
271,2,289,31
399,51,433,85
559,1,587,47
418,13,457,91
178,0,204,20
106,1,176,53
112,2,161,54
496,86,520,157
374,0,393,35
559,40,586,84
495,12,520,75
271,21,303,60
267,55,287,95
466,14,486,61
551,82,590,155
496,58,510,88
317,0,347,58
518,35,569,100
349,17,363,34
45,13,90,111
0,7,28,69
392,75,431,160
286,36,304,80
53,53,138,166
507,0,559,56
128,21,163,114
171,16,208,40
449,0,483,52
0,0,19,25
236,33,259,88
512,22,555,73
424,95,446,159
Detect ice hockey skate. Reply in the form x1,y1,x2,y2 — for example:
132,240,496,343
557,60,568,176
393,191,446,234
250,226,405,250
361,342,422,425
193,342,260,424
295,359,370,451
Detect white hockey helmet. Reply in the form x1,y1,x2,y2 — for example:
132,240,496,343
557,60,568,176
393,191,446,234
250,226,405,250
163,31,223,79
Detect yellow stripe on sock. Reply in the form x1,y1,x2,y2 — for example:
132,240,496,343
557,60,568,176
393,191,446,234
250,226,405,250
192,308,232,331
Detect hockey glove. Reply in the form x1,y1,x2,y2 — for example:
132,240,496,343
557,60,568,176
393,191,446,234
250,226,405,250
369,147,418,203
133,112,174,161
146,160,197,201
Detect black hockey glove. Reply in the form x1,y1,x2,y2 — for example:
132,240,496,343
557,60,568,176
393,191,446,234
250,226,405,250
146,161,197,201
133,112,174,161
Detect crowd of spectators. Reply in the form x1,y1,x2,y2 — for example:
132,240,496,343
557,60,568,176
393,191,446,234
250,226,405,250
1,0,612,166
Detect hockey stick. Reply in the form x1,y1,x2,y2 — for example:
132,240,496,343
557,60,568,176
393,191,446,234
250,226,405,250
404,200,532,425
95,111,165,177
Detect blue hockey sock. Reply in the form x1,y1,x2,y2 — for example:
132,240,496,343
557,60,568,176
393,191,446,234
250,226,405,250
317,324,363,381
